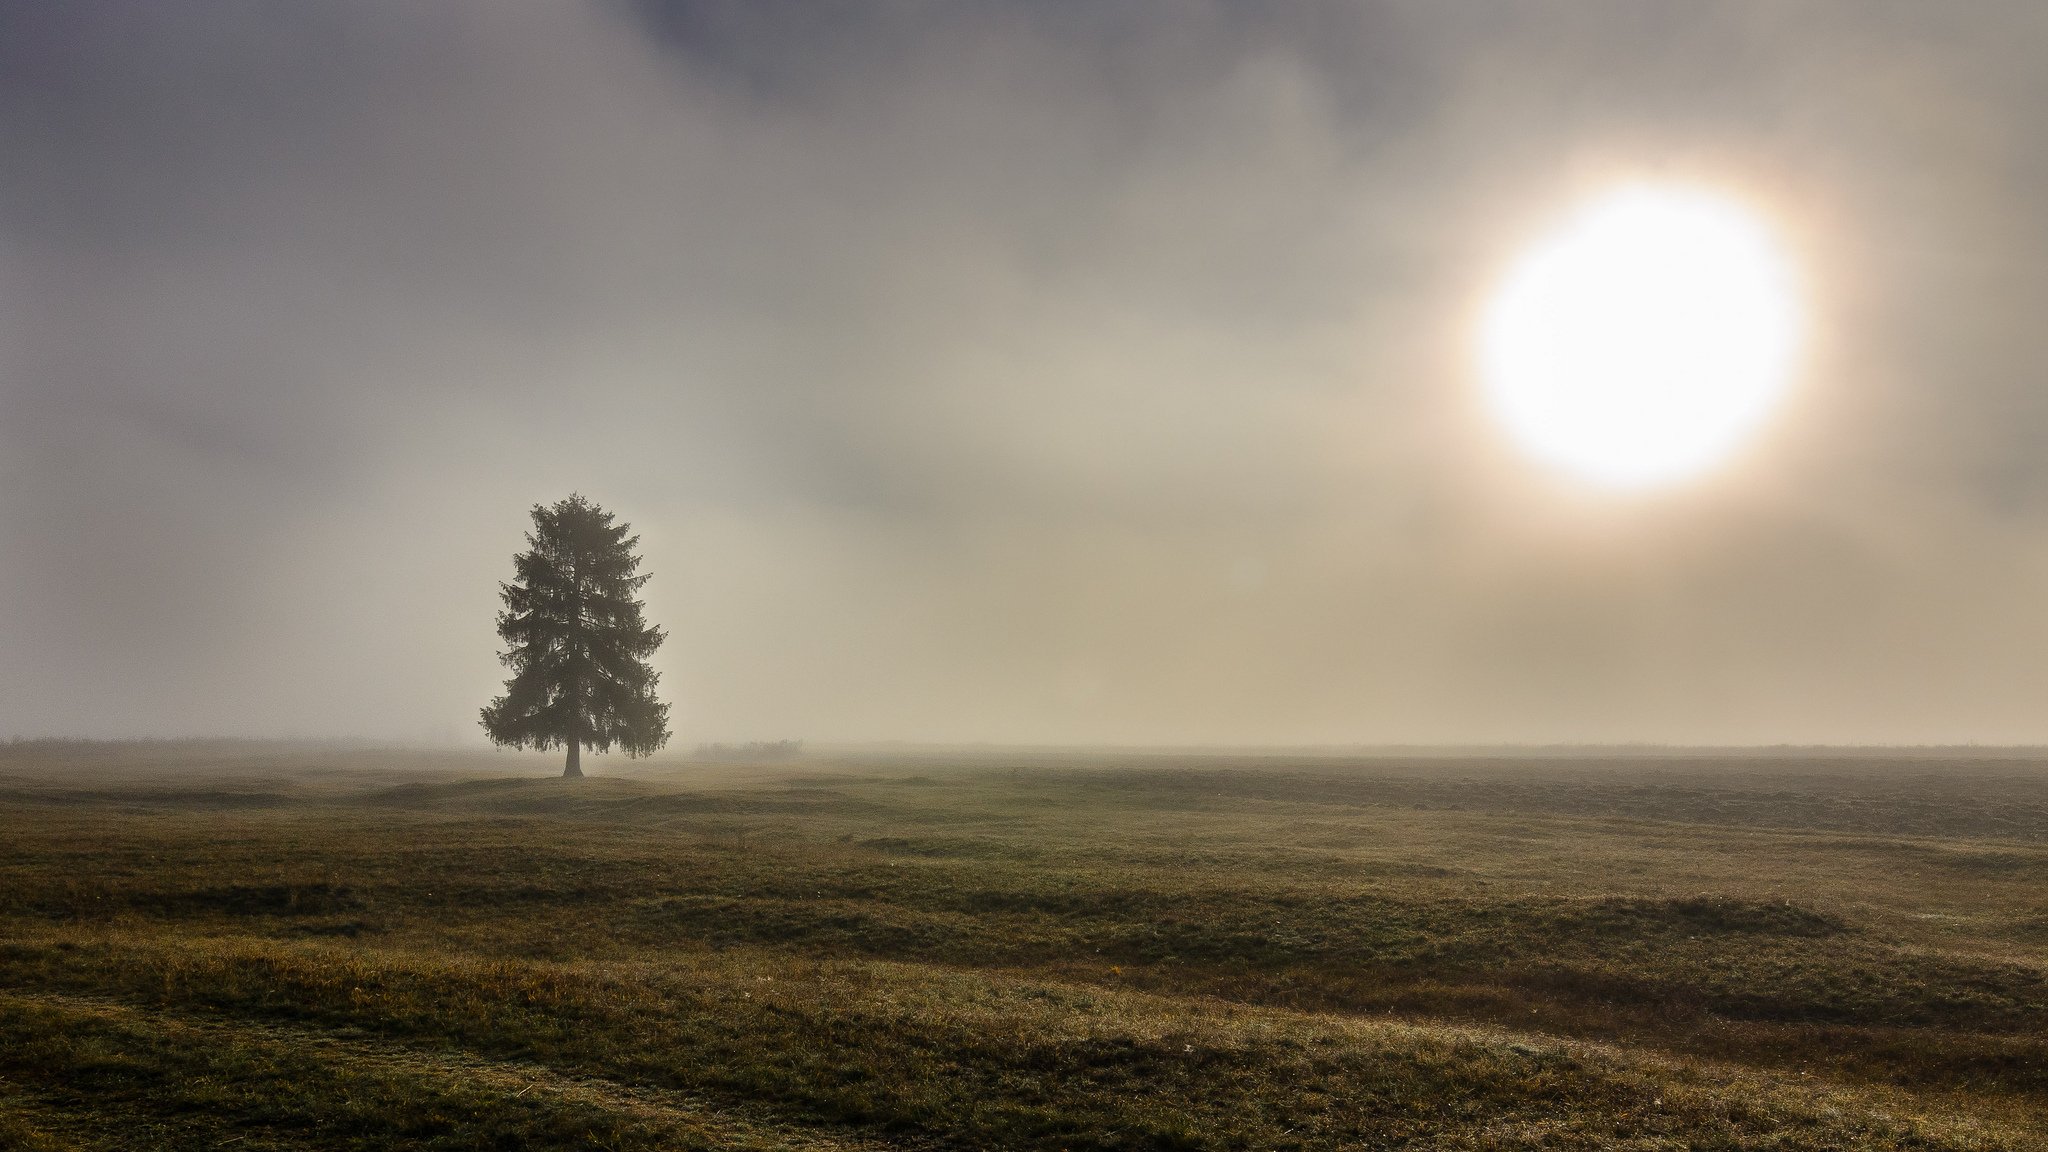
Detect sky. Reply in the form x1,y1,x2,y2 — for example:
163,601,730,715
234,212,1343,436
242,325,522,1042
4,0,2048,747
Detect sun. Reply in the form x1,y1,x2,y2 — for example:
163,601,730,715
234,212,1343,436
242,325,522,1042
1478,183,1803,490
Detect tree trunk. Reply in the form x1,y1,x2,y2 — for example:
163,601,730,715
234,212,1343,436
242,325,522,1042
564,737,583,778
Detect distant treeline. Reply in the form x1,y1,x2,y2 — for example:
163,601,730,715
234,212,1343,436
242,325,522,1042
693,740,804,762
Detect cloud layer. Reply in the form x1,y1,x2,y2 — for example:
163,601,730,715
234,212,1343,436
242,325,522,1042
5,1,2048,745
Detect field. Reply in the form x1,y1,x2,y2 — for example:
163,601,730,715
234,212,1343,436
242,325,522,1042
3,742,2047,1150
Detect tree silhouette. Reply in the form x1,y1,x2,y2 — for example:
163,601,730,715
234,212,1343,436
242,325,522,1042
480,495,670,776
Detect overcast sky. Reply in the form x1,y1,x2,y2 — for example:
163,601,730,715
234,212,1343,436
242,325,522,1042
4,1,2048,747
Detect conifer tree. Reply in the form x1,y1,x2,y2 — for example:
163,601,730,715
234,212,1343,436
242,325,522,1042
481,495,670,776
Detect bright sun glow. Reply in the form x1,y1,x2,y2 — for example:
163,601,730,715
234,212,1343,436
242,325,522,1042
1479,183,1803,489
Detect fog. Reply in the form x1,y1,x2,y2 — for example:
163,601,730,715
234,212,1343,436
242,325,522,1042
5,1,2048,746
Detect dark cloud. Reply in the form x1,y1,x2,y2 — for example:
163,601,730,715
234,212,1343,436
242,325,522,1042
4,1,2047,744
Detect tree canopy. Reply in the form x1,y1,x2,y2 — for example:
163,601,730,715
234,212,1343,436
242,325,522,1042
480,495,670,776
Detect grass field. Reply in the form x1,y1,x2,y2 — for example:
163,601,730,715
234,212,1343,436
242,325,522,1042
2,741,2046,1149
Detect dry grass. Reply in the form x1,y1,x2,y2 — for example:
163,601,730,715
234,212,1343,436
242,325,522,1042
2,741,2046,1148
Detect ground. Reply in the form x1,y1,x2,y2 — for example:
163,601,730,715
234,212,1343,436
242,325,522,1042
1,741,2045,1149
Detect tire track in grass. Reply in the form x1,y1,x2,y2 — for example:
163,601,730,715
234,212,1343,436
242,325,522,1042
0,990,946,1152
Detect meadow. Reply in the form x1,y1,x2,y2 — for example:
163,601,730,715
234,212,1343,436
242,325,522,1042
2,741,2046,1149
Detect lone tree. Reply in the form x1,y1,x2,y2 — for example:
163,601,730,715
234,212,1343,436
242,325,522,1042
481,494,670,776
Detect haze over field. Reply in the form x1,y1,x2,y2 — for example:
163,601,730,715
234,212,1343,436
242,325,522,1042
5,2,2048,746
